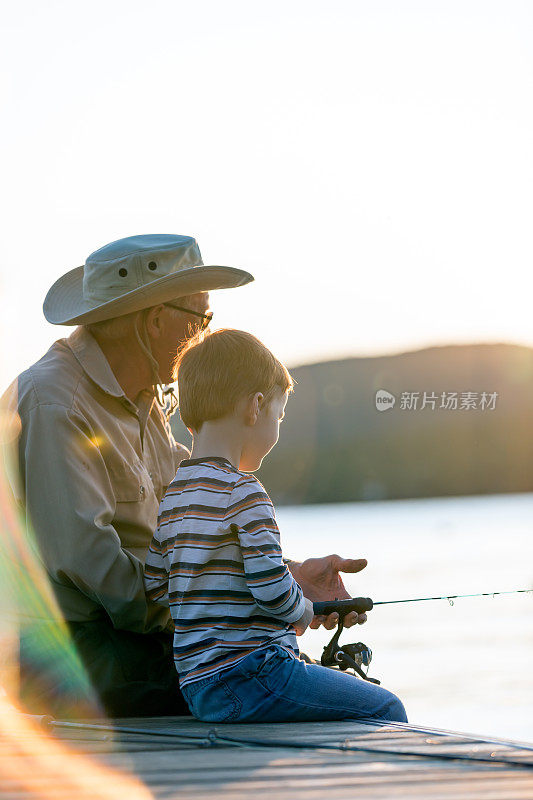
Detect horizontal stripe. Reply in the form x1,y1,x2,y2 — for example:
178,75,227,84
143,460,304,686
173,635,284,658
169,588,253,600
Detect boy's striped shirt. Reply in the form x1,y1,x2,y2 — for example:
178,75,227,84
144,456,305,687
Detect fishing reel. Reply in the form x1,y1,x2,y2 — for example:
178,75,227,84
313,598,380,685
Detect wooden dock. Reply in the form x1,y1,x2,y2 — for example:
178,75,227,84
2,714,533,799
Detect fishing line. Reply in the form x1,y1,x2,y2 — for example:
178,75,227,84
208,729,533,769
354,718,533,754
374,588,531,607
41,719,533,769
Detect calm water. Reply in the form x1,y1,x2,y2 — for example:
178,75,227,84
277,493,533,742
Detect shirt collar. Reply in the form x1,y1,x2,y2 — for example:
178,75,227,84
66,326,126,398
180,456,236,469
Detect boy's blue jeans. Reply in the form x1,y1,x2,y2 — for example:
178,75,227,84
182,644,407,723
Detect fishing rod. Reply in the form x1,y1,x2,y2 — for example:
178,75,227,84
312,588,531,684
313,588,531,617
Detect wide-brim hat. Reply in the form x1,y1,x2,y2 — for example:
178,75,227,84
44,234,254,325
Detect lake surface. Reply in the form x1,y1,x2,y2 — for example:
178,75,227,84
277,492,533,742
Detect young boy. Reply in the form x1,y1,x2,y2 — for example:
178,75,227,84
144,329,407,724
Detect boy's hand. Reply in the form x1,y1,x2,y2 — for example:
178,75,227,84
287,555,368,630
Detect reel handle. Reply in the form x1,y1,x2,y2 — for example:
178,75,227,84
313,597,374,617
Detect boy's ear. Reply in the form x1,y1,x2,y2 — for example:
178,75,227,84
244,392,264,426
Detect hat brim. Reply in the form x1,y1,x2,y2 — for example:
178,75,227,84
43,264,254,325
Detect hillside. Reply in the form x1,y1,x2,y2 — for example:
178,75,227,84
170,342,533,505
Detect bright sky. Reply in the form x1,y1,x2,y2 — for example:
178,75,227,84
1,0,532,390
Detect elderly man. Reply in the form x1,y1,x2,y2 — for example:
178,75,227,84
5,234,367,718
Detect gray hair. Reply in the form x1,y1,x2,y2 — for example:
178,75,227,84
84,295,193,341
84,311,139,341
84,297,193,419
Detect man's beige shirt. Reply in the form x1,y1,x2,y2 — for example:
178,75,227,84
4,327,187,632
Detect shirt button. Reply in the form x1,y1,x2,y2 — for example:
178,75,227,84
140,485,145,496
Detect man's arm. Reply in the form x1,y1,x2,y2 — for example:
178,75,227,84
20,402,149,632
143,524,173,632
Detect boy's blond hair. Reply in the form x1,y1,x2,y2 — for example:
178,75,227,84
173,329,294,431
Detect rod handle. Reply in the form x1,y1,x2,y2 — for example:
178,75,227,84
313,597,374,617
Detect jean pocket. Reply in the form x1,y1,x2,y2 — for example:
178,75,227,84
183,674,214,698
217,677,242,721
184,673,242,723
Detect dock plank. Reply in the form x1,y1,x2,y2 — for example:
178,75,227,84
2,716,532,799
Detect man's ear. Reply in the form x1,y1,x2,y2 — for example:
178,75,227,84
144,305,166,340
244,392,264,426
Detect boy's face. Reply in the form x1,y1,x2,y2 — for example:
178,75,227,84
240,388,288,472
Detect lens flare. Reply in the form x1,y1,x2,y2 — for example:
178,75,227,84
0,397,152,798
0,693,152,800
0,402,98,715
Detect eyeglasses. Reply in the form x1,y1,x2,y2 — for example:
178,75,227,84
164,302,213,331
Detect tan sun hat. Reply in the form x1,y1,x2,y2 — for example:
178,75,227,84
43,234,254,325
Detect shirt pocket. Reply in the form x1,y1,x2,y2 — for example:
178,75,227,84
107,457,151,503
